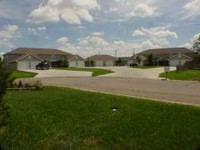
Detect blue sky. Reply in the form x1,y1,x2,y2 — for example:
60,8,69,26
0,0,200,57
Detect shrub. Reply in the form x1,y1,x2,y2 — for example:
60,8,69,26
0,58,11,127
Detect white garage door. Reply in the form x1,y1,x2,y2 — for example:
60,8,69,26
18,60,41,70
18,61,29,70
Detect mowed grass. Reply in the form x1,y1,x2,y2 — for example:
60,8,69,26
131,66,161,69
59,67,114,76
1,87,200,150
11,70,37,79
159,70,200,81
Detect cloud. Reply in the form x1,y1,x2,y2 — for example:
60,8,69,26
56,37,69,45
27,26,46,35
183,0,200,19
132,30,146,36
79,35,108,47
91,32,104,36
132,26,178,48
27,0,100,25
0,25,20,48
130,3,158,18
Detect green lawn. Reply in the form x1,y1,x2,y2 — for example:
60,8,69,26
1,87,200,150
131,66,161,69
58,68,114,77
159,70,200,81
11,70,37,79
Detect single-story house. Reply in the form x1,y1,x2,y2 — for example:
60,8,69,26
137,47,196,66
3,47,85,70
68,55,85,68
87,54,116,67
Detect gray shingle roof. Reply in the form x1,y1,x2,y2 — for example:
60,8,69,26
138,47,193,55
88,55,116,61
6,47,73,55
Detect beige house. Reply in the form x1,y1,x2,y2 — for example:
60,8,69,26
88,55,116,67
137,47,195,66
4,47,84,70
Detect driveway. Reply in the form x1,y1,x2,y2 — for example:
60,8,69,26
22,69,92,78
97,66,175,79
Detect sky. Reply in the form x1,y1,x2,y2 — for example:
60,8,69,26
0,0,200,57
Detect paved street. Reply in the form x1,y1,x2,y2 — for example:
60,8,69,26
20,77,200,105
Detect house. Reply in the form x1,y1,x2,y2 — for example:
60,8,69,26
87,54,116,66
3,47,85,70
68,55,85,68
137,47,195,66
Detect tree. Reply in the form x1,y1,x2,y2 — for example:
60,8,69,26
193,35,200,54
146,54,154,66
0,58,11,127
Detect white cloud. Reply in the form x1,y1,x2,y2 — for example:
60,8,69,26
91,32,104,36
183,0,200,19
130,4,158,18
79,35,108,47
0,25,20,48
56,37,69,45
27,26,46,35
132,30,146,36
132,26,178,48
27,0,100,25
178,42,192,49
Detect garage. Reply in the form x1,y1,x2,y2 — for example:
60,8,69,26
16,54,42,70
68,55,85,68
169,53,192,66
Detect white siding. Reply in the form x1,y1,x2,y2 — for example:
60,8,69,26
169,59,190,66
69,61,85,68
95,61,104,66
105,61,114,66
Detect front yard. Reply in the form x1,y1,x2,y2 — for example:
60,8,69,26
159,70,200,81
1,87,200,150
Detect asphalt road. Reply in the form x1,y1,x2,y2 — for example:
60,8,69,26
20,77,200,106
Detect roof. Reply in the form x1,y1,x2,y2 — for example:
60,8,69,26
68,55,85,61
5,47,73,55
12,54,42,62
138,47,193,55
168,53,193,60
88,55,116,61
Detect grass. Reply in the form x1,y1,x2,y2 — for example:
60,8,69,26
1,87,200,150
159,70,200,81
131,66,161,69
58,67,114,77
11,70,37,79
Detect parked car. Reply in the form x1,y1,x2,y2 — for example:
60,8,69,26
36,61,50,70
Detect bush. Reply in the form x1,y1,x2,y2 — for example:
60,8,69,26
0,58,11,127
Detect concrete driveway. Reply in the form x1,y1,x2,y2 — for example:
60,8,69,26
97,66,175,79
22,69,92,78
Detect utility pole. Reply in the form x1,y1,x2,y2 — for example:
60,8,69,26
115,50,117,58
